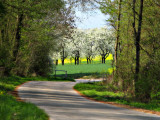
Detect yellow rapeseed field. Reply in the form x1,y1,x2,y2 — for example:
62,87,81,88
58,54,113,64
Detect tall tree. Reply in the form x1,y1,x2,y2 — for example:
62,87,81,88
0,0,75,76
95,28,115,64
115,0,122,67
132,0,144,98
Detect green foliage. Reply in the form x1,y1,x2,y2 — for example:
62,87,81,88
0,2,6,18
0,0,73,77
100,0,160,102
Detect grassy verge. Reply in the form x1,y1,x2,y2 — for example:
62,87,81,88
74,82,160,112
0,76,74,120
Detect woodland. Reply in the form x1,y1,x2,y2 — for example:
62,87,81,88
0,0,160,103
100,0,160,103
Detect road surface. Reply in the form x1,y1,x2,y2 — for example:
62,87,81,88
18,80,160,120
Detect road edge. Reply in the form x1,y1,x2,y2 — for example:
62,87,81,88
73,87,160,116
9,81,31,102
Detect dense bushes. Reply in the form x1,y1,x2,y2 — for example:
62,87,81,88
0,0,73,77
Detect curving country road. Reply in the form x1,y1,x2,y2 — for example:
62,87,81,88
18,80,160,120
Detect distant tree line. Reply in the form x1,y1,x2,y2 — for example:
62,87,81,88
52,28,115,65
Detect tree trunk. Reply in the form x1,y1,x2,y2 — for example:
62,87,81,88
62,59,64,65
133,0,144,99
13,14,23,62
77,51,80,65
136,0,143,80
87,58,89,64
62,47,65,65
115,0,122,67
75,57,77,65
89,59,91,64
1,29,4,42
56,60,58,65
77,57,79,65
102,56,105,64
102,56,103,63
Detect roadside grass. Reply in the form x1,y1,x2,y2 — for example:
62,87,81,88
55,60,113,79
0,76,74,120
74,82,160,112
0,95,48,120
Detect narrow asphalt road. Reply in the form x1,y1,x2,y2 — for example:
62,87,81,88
18,80,160,120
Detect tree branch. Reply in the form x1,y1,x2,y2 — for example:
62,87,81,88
140,45,152,58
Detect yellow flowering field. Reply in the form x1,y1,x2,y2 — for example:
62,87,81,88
58,54,113,64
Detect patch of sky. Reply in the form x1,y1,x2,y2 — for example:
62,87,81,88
74,4,110,30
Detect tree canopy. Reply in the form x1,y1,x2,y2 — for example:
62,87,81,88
1,0,160,104
0,0,74,76
100,0,160,102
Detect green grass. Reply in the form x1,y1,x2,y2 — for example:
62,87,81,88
74,82,160,112
0,95,48,120
55,60,112,79
0,76,74,120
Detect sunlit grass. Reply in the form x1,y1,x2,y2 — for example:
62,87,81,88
56,60,113,78
0,95,48,120
74,82,160,112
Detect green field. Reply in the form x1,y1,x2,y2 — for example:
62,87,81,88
55,60,113,79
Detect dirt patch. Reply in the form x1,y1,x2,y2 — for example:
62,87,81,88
8,81,31,102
